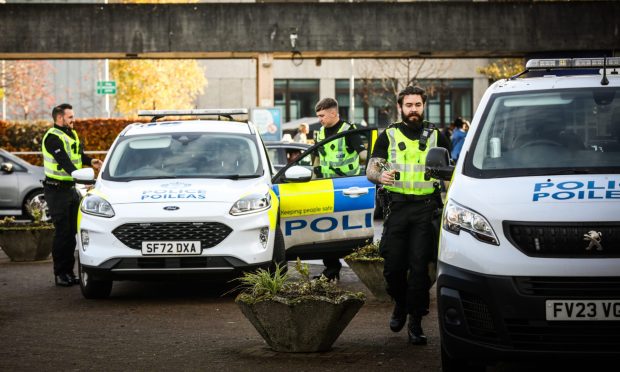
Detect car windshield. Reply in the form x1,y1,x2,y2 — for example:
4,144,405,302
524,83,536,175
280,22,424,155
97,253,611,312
103,132,263,181
464,87,620,178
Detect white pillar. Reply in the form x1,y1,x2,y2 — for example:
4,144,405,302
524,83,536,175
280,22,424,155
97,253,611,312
349,59,355,122
1,60,6,120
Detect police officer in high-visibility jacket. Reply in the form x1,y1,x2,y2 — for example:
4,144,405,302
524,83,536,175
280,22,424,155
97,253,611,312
313,98,367,280
366,86,451,345
42,104,102,287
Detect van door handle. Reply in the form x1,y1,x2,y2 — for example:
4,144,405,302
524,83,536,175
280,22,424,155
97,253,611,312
343,187,369,198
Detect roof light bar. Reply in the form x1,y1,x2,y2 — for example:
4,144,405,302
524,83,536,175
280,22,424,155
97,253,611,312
138,108,248,117
526,57,620,70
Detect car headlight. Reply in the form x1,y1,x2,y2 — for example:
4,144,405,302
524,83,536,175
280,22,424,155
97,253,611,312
81,194,115,218
230,192,271,215
444,199,499,245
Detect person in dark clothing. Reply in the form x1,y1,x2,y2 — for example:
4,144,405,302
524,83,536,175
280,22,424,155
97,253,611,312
42,103,102,287
366,86,451,345
313,98,367,280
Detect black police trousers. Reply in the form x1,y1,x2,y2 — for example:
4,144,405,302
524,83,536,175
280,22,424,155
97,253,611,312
379,198,438,317
44,184,80,276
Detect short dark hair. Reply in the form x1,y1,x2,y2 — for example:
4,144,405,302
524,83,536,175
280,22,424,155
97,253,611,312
52,103,72,121
397,86,427,107
315,98,338,112
453,117,464,129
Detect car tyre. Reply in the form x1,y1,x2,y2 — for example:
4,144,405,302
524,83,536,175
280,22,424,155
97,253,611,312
23,189,50,222
79,259,113,299
270,225,288,273
441,343,486,372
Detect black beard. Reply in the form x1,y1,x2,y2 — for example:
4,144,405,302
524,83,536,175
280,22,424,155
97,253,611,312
401,112,424,129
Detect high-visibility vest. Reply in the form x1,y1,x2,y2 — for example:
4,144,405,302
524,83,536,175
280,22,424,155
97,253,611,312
383,124,438,195
316,122,360,177
42,127,82,181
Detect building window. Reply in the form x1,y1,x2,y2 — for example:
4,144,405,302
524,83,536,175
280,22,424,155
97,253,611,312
336,79,396,128
274,79,320,123
417,79,473,128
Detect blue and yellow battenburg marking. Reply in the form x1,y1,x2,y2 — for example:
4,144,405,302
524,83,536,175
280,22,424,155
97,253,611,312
273,177,375,218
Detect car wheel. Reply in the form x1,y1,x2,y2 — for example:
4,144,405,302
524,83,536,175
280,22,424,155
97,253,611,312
270,225,288,273
79,259,113,299
441,343,486,372
23,190,50,222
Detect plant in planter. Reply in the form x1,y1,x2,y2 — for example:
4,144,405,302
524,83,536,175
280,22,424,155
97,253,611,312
0,201,54,262
344,240,438,302
235,259,366,352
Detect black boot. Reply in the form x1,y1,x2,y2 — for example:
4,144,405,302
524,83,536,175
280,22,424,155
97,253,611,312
408,315,427,345
389,304,407,332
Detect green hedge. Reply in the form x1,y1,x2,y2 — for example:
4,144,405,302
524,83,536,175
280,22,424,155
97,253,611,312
0,118,148,165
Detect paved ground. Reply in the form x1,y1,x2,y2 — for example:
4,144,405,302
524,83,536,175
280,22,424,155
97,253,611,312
0,219,609,371
2,252,605,372
0,251,443,372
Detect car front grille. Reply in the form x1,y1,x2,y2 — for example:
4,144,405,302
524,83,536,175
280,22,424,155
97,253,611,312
112,222,232,250
504,221,620,257
505,319,620,352
515,277,620,297
460,293,498,340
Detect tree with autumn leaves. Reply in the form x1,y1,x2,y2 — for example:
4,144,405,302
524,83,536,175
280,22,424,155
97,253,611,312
0,61,55,120
477,58,525,82
110,59,207,115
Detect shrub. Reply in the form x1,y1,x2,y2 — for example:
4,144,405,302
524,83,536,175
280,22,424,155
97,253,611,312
344,240,383,263
235,258,365,305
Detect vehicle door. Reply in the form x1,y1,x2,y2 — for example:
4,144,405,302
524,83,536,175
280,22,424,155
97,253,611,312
272,128,378,259
0,152,22,209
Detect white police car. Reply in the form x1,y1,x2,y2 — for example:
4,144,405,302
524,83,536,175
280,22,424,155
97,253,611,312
425,58,620,370
73,109,376,298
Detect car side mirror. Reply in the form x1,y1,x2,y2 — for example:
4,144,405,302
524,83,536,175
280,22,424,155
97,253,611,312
1,162,14,173
72,168,96,185
282,165,312,183
424,147,454,181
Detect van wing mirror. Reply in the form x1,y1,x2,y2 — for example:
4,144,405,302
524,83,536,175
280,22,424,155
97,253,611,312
424,147,454,181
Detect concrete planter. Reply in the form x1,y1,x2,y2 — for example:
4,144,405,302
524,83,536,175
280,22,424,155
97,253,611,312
344,258,391,302
344,258,438,302
236,295,365,352
0,226,54,262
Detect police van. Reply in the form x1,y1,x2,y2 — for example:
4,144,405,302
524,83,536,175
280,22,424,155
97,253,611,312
425,57,620,370
72,109,376,298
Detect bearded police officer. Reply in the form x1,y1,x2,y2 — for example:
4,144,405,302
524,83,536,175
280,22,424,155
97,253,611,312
42,104,102,287
366,86,451,345
313,98,367,280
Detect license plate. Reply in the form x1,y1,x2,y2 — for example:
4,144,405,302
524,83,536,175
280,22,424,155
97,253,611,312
141,241,201,255
546,300,620,321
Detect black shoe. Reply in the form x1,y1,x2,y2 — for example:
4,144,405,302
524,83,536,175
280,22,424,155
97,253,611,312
313,271,340,281
389,304,407,332
68,273,80,285
54,274,73,287
408,316,427,345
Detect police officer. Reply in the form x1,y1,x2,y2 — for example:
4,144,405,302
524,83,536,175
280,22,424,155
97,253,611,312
313,98,367,280
42,104,102,287
366,86,451,345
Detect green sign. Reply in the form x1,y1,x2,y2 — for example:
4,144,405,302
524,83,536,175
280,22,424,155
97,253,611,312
96,81,116,95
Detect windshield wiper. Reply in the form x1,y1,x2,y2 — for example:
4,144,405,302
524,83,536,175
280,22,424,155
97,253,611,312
551,168,595,175
217,174,261,180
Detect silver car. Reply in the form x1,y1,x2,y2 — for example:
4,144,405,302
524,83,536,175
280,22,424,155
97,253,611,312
0,149,48,221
